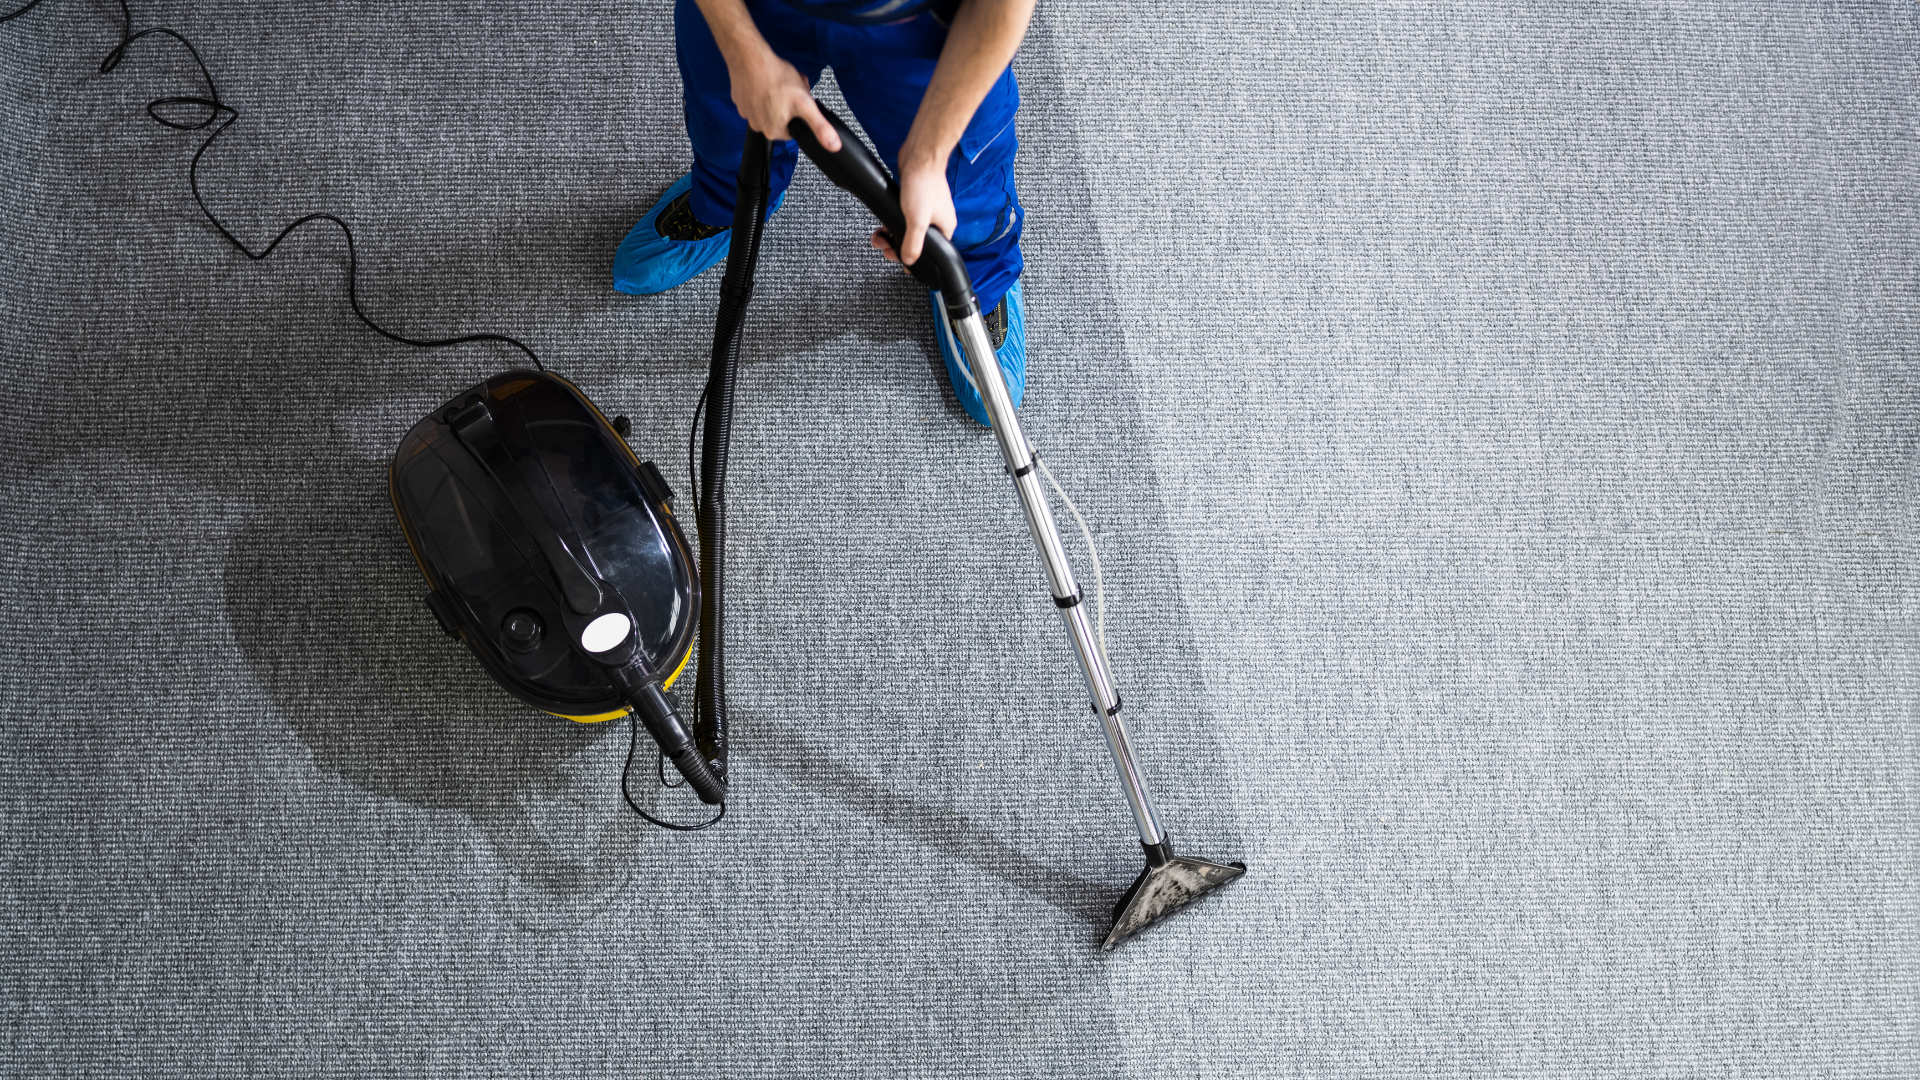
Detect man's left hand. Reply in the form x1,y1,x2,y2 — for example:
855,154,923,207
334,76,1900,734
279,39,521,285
870,143,955,273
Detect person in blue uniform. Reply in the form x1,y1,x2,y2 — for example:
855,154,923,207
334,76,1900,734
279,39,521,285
612,0,1033,426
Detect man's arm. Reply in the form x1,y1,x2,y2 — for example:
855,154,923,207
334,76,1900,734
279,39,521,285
697,0,1034,272
879,0,1038,270
692,0,843,157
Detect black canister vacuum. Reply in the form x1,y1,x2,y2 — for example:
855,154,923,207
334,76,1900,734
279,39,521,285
393,104,1244,948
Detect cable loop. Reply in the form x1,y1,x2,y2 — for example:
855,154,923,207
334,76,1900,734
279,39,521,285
10,0,545,372
655,748,686,789
623,715,723,832
147,96,223,130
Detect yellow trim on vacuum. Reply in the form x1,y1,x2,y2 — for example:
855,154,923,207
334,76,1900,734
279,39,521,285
556,706,630,724
663,641,693,690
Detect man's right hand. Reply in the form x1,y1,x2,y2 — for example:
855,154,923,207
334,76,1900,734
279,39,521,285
694,0,840,152
728,47,841,151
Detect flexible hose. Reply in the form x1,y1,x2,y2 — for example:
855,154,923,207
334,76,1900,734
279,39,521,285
667,747,727,805
693,131,773,788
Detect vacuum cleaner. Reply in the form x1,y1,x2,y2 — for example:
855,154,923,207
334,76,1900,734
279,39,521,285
391,103,1244,947
388,371,729,826
1,0,1235,948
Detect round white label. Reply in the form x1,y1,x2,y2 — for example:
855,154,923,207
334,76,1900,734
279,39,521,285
580,612,632,653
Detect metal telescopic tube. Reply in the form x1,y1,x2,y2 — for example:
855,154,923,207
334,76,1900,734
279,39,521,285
946,307,1167,848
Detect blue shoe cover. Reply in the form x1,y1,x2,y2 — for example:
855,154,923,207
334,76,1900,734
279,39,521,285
931,278,1026,427
611,173,785,296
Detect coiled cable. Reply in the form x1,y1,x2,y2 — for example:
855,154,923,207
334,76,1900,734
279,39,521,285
3,0,544,370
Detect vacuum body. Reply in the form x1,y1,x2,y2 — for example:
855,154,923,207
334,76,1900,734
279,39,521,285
388,135,775,823
390,370,724,802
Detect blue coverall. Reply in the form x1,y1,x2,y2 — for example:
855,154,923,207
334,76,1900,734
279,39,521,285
675,0,1026,311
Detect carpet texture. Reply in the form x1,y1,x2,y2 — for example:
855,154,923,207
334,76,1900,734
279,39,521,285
2,1,1914,1076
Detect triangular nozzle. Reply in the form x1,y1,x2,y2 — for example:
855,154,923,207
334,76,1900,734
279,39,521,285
1103,838,1246,950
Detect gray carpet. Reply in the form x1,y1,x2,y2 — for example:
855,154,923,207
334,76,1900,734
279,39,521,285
2,0,1914,1076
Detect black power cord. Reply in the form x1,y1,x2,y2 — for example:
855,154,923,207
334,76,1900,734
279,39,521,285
0,0,50,23
4,0,545,370
626,718,724,832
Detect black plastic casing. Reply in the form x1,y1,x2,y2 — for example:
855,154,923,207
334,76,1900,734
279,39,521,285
389,370,699,719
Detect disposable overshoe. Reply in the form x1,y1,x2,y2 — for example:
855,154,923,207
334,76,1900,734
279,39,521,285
931,278,1026,427
611,173,785,296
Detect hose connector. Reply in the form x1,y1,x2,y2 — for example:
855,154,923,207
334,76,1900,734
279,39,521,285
610,665,727,805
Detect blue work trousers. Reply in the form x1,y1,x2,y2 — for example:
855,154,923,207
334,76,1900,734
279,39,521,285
675,0,1025,311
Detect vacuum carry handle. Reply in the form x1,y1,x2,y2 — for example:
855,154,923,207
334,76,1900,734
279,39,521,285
450,396,607,618
787,106,975,307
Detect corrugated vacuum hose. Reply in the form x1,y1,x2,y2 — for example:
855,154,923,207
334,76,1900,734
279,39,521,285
682,130,776,805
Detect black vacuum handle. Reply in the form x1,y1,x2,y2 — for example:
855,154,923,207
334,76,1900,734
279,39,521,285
787,105,975,309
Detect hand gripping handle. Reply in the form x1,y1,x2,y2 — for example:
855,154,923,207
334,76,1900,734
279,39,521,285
787,105,977,315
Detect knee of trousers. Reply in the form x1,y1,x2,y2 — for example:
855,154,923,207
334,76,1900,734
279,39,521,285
675,0,807,225
947,128,1024,311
